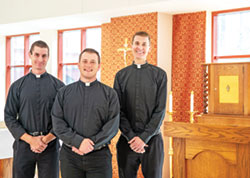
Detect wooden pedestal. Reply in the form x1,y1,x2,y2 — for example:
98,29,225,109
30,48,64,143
164,115,250,178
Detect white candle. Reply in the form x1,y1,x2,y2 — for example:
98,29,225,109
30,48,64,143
190,91,194,112
169,91,173,112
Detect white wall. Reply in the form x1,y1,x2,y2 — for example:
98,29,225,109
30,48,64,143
157,13,172,99
40,30,58,77
0,0,170,24
0,36,6,122
157,12,173,178
1,0,249,26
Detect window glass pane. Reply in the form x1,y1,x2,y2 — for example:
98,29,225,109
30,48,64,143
63,65,80,85
86,28,101,80
217,10,250,56
11,67,24,84
216,58,250,63
28,34,40,65
11,36,24,65
86,28,102,55
63,30,81,63
29,34,40,49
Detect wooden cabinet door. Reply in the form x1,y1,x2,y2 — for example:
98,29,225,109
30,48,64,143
212,64,244,115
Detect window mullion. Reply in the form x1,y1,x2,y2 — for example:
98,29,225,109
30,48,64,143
24,35,29,74
81,29,86,51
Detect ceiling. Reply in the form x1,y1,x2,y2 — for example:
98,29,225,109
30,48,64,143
0,0,250,36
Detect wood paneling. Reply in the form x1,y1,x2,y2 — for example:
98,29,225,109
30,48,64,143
164,121,250,144
186,151,236,178
0,158,12,178
186,139,236,164
197,114,250,126
237,143,250,177
173,138,185,178
0,160,3,178
164,116,250,178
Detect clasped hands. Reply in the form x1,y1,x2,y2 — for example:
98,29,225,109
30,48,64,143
129,136,148,154
29,136,48,153
72,138,94,156
71,137,147,155
28,133,56,153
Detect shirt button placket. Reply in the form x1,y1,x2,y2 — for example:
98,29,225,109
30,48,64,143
36,78,41,132
135,69,140,126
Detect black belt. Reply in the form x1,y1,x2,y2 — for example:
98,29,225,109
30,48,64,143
28,131,48,136
64,143,108,150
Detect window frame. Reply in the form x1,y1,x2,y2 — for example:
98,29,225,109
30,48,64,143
5,32,40,94
212,7,250,63
57,26,101,81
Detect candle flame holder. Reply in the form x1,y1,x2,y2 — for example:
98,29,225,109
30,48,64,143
189,111,198,123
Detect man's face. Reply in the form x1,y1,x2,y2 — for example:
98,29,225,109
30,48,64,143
78,52,100,81
29,46,49,73
132,35,150,60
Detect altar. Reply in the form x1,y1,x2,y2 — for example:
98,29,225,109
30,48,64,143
164,62,250,178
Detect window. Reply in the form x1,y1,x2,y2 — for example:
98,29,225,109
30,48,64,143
6,33,40,92
212,8,250,63
58,27,101,84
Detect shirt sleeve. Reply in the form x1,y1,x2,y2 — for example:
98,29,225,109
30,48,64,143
114,73,136,141
49,80,65,136
139,71,167,144
90,90,120,150
4,84,26,140
51,90,84,148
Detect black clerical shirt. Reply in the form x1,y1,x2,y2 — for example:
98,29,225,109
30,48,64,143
51,80,120,150
114,62,167,144
4,72,65,140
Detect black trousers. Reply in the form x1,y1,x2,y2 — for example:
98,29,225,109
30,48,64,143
12,139,59,178
117,134,164,178
60,144,112,178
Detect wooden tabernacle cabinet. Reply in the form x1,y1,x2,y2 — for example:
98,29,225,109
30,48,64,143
164,62,250,178
207,62,250,115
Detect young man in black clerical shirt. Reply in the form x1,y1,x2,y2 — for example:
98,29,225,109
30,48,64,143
114,31,167,178
4,40,65,178
52,48,120,178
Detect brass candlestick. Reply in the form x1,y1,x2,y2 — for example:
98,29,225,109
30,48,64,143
189,111,197,123
167,111,174,178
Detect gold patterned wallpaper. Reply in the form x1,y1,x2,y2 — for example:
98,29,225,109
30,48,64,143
101,12,158,178
172,11,206,122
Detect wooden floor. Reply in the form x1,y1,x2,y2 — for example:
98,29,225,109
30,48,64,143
0,158,12,178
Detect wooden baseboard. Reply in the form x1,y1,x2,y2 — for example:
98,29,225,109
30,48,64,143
0,122,6,129
0,158,12,178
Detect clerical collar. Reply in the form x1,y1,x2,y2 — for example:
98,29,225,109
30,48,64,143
132,61,148,69
79,79,98,87
85,82,90,87
30,71,47,78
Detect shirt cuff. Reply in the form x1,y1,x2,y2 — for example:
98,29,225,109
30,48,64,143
14,129,26,141
139,132,151,144
71,134,84,148
123,131,136,142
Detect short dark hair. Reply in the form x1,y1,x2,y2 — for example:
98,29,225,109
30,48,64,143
79,48,100,64
30,40,50,56
132,31,151,45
